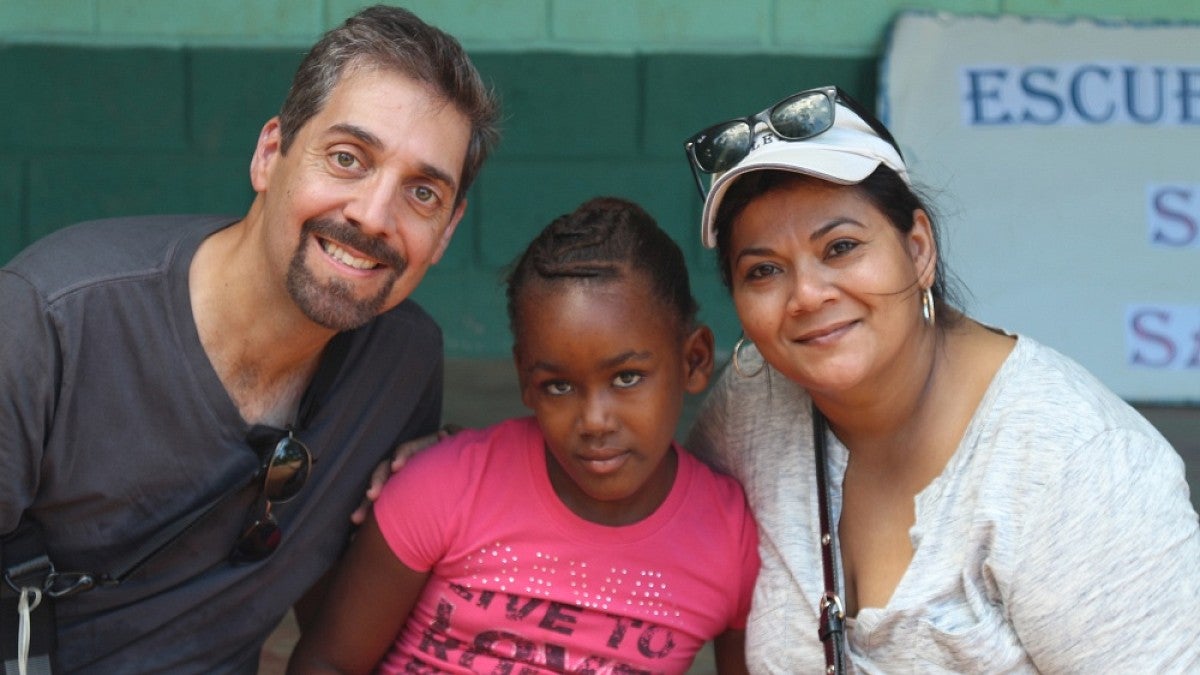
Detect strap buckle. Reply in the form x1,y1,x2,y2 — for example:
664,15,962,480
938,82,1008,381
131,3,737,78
818,591,846,642
4,554,95,599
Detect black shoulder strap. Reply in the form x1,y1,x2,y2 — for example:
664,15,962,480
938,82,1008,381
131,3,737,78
2,519,62,674
813,406,847,674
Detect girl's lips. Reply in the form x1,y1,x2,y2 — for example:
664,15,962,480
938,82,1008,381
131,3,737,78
576,449,630,475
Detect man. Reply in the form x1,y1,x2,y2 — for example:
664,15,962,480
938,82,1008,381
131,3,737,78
0,5,499,673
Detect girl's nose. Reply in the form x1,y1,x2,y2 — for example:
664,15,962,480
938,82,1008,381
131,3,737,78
578,391,617,437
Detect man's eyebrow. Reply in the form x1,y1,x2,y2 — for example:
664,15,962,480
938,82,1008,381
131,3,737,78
329,122,384,150
415,161,458,194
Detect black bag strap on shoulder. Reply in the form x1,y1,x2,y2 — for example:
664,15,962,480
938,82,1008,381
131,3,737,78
2,517,85,675
813,406,847,675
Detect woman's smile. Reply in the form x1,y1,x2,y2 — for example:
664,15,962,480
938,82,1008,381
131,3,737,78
793,319,858,345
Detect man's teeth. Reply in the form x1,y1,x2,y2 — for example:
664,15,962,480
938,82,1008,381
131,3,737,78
322,241,378,270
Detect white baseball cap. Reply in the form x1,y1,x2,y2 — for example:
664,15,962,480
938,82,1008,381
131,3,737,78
699,102,910,249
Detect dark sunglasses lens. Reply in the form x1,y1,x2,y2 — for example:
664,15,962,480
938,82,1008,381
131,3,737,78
230,514,281,563
693,121,753,173
263,437,311,502
769,92,835,140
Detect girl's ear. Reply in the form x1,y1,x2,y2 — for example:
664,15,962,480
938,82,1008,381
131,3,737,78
682,325,716,394
908,208,938,290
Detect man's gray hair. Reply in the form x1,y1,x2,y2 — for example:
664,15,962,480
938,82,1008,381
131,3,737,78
278,4,500,204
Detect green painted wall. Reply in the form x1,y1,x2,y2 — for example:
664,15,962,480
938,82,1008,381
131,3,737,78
0,43,876,354
4,1,1198,52
2,1,1197,356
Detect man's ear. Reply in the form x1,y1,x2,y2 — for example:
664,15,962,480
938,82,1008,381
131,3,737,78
431,199,466,265
682,325,716,394
249,117,283,193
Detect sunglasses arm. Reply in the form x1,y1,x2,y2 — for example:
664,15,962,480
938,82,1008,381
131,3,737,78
684,143,710,200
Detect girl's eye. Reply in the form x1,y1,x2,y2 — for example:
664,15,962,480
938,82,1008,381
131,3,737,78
613,372,642,388
544,381,572,396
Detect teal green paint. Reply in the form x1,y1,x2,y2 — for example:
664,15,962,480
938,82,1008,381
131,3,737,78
412,264,514,357
552,0,770,47
0,159,23,262
387,0,549,43
433,182,483,270
2,0,1197,52
0,0,94,33
774,1,1002,54
26,154,250,238
189,48,304,152
96,0,322,39
0,46,187,151
473,53,640,160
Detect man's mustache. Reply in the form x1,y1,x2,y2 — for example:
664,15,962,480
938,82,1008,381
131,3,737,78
302,218,407,272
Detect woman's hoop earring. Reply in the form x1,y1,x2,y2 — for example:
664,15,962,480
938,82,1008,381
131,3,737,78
921,287,936,326
732,337,764,378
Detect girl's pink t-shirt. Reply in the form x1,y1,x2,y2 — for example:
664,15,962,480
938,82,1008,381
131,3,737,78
374,417,759,674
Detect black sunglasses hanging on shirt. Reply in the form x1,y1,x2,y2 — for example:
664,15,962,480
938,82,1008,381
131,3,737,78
228,427,313,564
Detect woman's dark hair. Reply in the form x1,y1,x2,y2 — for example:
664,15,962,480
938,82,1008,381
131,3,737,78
506,197,700,337
277,4,500,206
712,166,964,322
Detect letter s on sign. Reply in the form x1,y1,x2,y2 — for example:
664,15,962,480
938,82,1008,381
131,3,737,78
1149,185,1199,247
1128,309,1176,368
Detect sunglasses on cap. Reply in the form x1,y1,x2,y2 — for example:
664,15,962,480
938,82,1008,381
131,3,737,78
683,85,903,199
229,429,313,564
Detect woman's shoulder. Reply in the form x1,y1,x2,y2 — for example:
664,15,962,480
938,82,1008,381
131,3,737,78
694,352,812,437
990,335,1154,432
966,333,1175,480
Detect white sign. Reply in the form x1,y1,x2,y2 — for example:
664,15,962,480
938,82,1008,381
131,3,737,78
882,12,1200,402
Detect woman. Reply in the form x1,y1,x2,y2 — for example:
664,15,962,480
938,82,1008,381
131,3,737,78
683,85,1200,672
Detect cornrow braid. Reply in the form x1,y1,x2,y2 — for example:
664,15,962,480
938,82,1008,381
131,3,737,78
506,197,699,336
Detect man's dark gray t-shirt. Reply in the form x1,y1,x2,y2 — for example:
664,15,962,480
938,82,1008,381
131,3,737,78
0,215,444,673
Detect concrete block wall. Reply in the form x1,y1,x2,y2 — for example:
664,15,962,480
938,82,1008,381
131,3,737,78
4,1,1197,51
3,0,1197,356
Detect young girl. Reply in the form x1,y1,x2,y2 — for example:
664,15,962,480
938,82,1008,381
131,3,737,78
288,197,759,674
